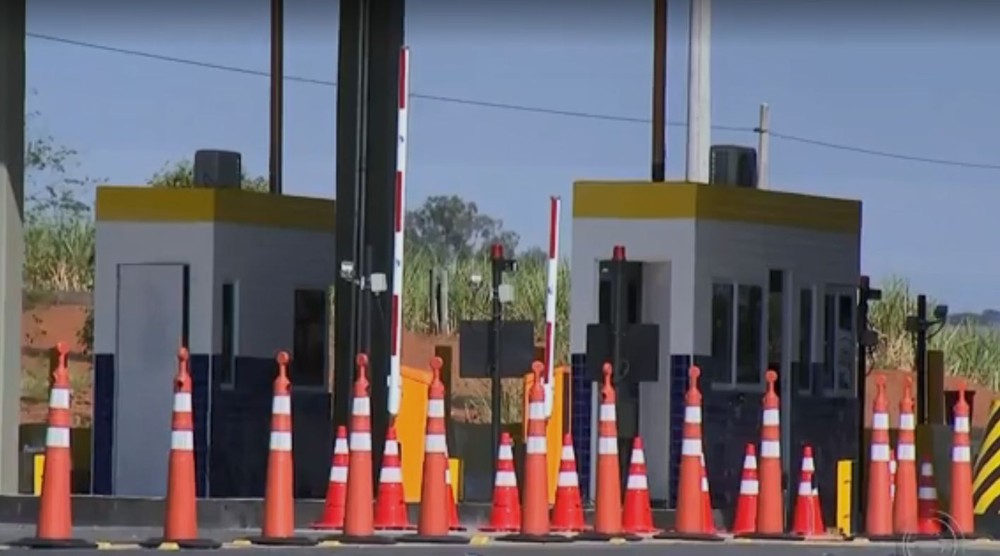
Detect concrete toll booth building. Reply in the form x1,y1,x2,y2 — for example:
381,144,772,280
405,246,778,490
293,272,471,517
90,185,336,498
569,180,863,517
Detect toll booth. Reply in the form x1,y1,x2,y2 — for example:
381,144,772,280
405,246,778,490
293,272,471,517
569,181,863,519
90,185,336,498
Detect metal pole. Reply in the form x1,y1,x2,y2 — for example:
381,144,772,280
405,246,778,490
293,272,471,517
362,244,374,354
610,246,626,377
854,275,870,535
651,0,668,182
489,244,504,478
268,0,284,194
685,0,711,183
756,102,770,189
916,295,928,424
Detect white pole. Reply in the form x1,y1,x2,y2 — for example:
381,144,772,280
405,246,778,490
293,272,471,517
685,0,711,184
388,46,410,418
757,103,770,189
543,197,560,419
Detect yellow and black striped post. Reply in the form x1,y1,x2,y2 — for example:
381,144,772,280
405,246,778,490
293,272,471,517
973,399,1000,534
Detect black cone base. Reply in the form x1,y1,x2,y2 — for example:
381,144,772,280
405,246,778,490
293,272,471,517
138,537,222,549
396,533,469,544
497,533,575,543
734,532,804,541
653,531,725,542
449,526,468,531
246,536,318,546
8,537,98,549
574,531,642,542
323,534,397,545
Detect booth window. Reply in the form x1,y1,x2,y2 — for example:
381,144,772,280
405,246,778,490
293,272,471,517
796,288,814,394
822,286,856,395
293,289,328,387
766,270,785,376
219,282,238,388
711,280,764,385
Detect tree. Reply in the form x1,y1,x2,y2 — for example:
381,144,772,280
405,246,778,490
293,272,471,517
405,195,520,264
147,159,269,192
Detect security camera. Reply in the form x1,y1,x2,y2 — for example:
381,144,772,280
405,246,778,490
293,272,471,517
370,273,388,294
934,304,949,322
470,273,483,286
340,261,355,281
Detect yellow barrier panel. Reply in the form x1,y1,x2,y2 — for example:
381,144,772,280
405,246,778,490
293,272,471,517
449,458,462,500
974,399,1000,515
397,366,432,503
33,453,44,496
836,459,853,536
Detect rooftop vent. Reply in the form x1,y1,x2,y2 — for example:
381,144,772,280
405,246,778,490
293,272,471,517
709,145,757,188
193,150,242,188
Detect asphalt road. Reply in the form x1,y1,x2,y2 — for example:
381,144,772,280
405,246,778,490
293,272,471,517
0,526,998,555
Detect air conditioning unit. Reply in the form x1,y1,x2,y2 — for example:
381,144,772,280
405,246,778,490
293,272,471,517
193,150,242,188
709,145,757,188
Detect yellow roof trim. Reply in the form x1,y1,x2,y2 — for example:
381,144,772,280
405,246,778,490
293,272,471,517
572,181,861,234
95,186,336,233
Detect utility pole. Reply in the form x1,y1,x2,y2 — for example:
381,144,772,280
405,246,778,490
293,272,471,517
756,103,770,189
651,0,668,181
685,0,711,183
268,0,284,195
906,295,948,425
855,275,881,535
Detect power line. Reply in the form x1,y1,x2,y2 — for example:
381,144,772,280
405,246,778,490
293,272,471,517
27,31,1000,172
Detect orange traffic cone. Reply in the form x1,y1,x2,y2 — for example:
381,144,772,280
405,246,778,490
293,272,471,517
311,426,349,529
327,354,395,545
866,375,894,540
551,433,586,533
577,363,637,542
499,361,572,543
917,459,942,537
10,343,96,549
374,425,413,530
397,357,468,544
792,446,820,536
623,437,657,534
480,432,520,532
950,382,975,537
700,453,716,534
738,370,798,540
442,443,466,532
731,444,758,535
894,377,919,535
889,449,897,514
249,352,316,546
140,348,220,550
812,486,826,535
655,366,721,542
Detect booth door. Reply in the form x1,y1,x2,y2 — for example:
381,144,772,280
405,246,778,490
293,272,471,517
113,263,189,497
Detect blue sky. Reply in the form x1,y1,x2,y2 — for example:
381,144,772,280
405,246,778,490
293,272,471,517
24,0,1000,311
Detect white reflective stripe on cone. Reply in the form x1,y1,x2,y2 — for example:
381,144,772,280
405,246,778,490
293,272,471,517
380,466,403,483
425,433,447,453
762,408,780,426
272,395,292,415
171,430,195,451
743,456,757,469
49,388,71,410
353,396,371,416
498,446,514,460
685,406,702,424
384,441,399,456
803,458,815,472
495,470,517,487
870,443,890,462
761,440,780,458
529,402,545,420
953,446,971,462
270,431,293,451
955,416,970,433
598,437,618,455
46,426,70,448
600,404,616,422
798,481,811,495
920,463,934,476
558,471,578,487
350,432,372,452
898,444,916,461
627,474,648,490
427,399,445,418
527,436,547,454
740,480,759,495
334,440,349,454
331,466,348,483
681,439,701,456
900,413,915,430
631,450,645,465
872,412,889,430
561,446,575,460
173,392,192,413
701,477,709,491
918,487,937,499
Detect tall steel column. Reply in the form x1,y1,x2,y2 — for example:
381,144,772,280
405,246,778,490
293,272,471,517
0,0,26,494
334,0,405,481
